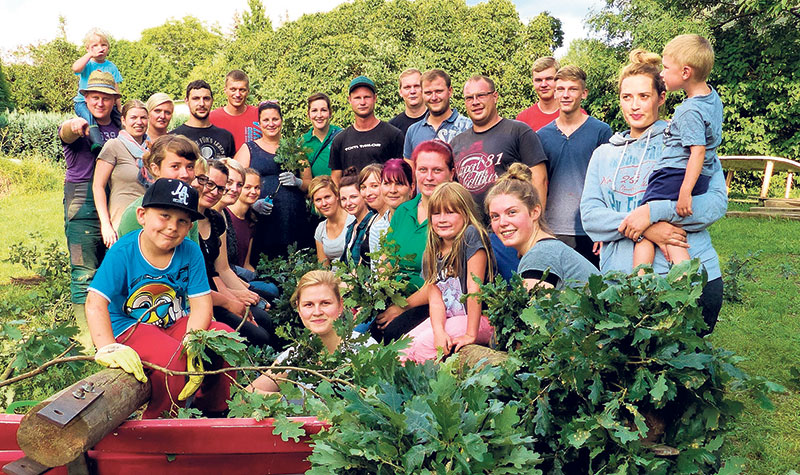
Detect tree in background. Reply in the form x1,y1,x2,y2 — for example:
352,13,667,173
0,62,13,113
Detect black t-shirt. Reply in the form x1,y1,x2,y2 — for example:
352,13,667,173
329,121,404,172
451,118,548,208
389,111,425,137
172,124,236,159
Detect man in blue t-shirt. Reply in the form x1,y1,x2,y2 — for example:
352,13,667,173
538,66,612,268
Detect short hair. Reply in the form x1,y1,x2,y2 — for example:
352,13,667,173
358,164,384,188
465,75,496,92
421,69,451,88
258,101,282,119
206,159,230,178
411,140,454,170
307,92,332,111
532,57,560,74
662,34,714,81
555,65,587,88
244,167,261,178
186,80,213,99
339,167,360,190
146,93,173,113
218,157,246,182
225,70,250,87
398,68,421,85
144,135,201,173
83,28,109,48
485,162,551,234
619,48,666,96
308,175,338,200
121,100,147,119
291,270,342,310
381,158,413,187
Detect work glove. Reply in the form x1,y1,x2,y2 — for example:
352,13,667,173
178,345,204,401
252,198,274,216
95,343,147,383
278,172,302,188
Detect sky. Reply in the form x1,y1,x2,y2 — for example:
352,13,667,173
0,0,604,59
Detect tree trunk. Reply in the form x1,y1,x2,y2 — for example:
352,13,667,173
16,369,150,467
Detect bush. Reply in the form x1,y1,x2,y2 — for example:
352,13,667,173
0,155,64,194
0,110,70,160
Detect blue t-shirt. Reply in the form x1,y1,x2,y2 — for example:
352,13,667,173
518,238,597,289
659,87,723,177
539,116,612,235
73,59,123,103
88,231,210,337
403,109,472,158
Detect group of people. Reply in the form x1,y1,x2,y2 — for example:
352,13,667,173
58,27,726,417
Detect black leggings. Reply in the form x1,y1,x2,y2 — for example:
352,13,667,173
213,305,282,349
698,277,723,336
370,305,430,343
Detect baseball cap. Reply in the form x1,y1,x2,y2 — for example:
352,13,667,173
79,71,121,97
141,178,205,221
348,75,376,94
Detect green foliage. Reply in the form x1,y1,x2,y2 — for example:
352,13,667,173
140,16,224,86
0,63,13,112
0,155,64,194
5,232,70,300
110,39,182,102
182,329,250,367
481,260,781,473
721,250,762,303
273,137,311,176
5,38,80,113
0,110,70,160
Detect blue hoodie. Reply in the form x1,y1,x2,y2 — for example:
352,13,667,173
580,120,727,280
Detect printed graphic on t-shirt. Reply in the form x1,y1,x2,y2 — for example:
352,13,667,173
196,137,227,159
455,141,501,194
245,122,261,143
437,276,466,318
123,272,187,328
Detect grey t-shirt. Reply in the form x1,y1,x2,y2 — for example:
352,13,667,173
660,87,723,176
517,238,597,289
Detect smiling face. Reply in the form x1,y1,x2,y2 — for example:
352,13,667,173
348,86,376,119
415,151,454,197
136,207,193,252
123,107,148,139
240,173,261,206
297,283,343,337
620,74,666,138
532,67,557,101
399,72,422,108
187,88,213,120
151,151,196,182
85,91,115,121
308,98,331,132
259,108,282,140
221,168,244,206
430,208,465,243
422,77,452,117
224,79,249,109
554,78,587,115
463,78,498,127
339,184,366,217
488,193,540,254
148,101,174,133
360,171,384,211
194,167,228,210
313,186,340,218
381,179,412,210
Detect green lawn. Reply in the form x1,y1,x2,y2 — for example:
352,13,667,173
0,159,798,473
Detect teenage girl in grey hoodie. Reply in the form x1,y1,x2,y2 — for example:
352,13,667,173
580,49,727,333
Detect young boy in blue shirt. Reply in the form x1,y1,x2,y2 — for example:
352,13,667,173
72,28,123,152
86,178,235,418
620,34,723,270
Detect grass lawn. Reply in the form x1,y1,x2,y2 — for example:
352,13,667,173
0,158,798,473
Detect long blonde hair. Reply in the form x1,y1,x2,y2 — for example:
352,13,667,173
423,182,495,285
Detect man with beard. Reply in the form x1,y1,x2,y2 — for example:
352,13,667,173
329,76,404,184
209,70,261,152
388,68,425,137
172,80,235,159
403,69,472,160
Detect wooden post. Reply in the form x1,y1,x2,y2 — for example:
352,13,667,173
761,160,775,199
786,172,794,199
725,170,733,192
16,370,150,468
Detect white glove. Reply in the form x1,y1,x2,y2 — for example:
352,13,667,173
252,198,274,215
278,172,302,188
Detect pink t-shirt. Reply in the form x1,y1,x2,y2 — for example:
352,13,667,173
209,105,262,153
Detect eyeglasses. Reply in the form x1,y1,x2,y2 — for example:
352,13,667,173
464,91,496,103
195,175,226,193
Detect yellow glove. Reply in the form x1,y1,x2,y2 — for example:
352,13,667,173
95,343,147,383
178,347,204,401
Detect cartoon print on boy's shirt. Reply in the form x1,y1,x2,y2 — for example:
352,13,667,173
123,274,186,328
436,276,466,318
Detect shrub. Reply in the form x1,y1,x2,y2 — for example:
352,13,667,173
0,156,64,195
0,110,70,160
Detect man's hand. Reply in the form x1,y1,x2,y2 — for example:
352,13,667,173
592,241,603,256
95,343,147,383
676,192,693,217
618,204,651,241
70,118,90,137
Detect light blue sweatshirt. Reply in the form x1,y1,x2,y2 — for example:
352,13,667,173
580,120,727,280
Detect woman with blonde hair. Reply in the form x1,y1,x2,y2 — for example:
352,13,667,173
309,175,355,265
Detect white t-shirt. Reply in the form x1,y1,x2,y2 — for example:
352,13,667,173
314,214,355,262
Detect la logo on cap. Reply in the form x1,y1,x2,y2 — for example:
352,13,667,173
171,182,190,206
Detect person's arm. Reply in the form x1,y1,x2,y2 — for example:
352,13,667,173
92,159,117,247
185,293,213,333
529,163,548,211
214,232,259,306
376,283,430,330
642,221,690,261
676,145,705,216
243,237,255,272
211,285,247,318
452,249,487,352
315,239,329,266
71,51,92,73
428,283,452,355
331,169,342,186
580,151,631,243
85,291,117,348
59,118,89,144
647,161,728,232
300,166,312,193
234,144,251,168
